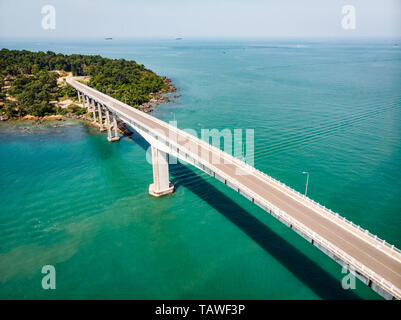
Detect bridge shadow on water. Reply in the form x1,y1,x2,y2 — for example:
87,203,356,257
129,134,360,300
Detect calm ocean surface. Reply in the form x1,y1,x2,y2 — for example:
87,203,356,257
0,39,400,299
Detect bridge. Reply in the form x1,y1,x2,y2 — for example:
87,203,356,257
66,77,401,300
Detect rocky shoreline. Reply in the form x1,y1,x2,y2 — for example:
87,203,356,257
137,76,179,113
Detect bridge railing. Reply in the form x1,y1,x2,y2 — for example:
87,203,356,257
248,168,401,256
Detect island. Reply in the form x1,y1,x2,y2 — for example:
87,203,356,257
0,49,177,122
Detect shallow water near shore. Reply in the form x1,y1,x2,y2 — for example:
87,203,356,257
0,39,400,299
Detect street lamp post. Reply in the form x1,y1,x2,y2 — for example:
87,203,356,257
302,171,309,197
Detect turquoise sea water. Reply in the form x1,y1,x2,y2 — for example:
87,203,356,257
0,39,400,299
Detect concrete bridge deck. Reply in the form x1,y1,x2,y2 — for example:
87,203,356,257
67,77,401,300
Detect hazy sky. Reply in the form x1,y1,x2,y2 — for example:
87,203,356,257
0,0,400,39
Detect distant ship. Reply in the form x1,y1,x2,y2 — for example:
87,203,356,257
175,37,183,40
105,37,113,40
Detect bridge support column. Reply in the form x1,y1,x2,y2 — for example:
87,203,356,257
97,104,105,132
91,101,97,122
83,95,88,112
112,112,120,141
105,108,120,142
86,97,91,113
78,91,81,102
149,146,174,197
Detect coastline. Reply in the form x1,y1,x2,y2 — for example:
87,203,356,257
137,76,178,113
0,76,178,135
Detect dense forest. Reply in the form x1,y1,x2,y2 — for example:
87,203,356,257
0,49,168,118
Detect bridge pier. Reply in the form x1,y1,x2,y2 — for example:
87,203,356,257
91,100,97,123
105,109,120,142
77,91,81,103
86,97,91,113
112,112,120,141
83,95,89,112
149,146,174,197
97,104,106,132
